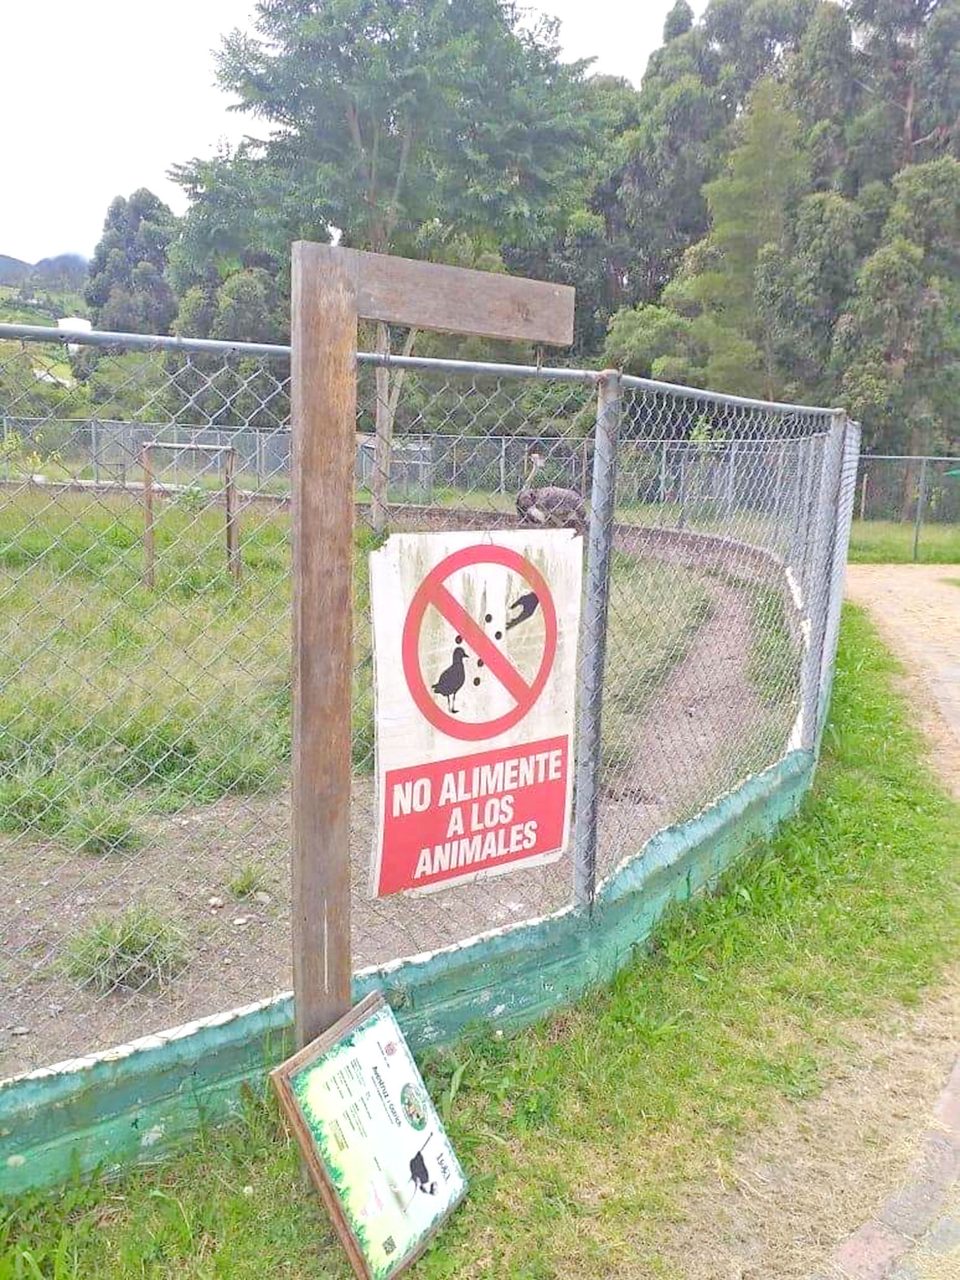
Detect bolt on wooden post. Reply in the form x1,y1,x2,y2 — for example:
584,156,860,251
289,243,574,1048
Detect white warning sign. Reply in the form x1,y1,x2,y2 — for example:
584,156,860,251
369,530,582,897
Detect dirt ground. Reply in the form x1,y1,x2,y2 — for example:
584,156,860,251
844,565,960,794
1,540,790,1077
654,563,960,1279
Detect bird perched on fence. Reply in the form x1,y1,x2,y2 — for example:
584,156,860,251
432,647,467,713
516,452,586,534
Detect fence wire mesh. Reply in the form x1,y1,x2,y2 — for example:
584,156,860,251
853,454,959,559
0,324,854,1078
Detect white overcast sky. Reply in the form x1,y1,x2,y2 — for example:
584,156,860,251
1,0,708,263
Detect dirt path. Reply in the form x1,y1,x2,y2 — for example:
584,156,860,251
659,563,960,1279
844,565,960,798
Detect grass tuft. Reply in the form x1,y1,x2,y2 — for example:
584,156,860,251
63,908,188,993
227,863,267,900
848,518,960,564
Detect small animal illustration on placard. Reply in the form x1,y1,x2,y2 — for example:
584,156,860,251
431,646,467,713
409,1135,438,1197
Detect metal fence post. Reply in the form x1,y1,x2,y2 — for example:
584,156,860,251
725,440,736,517
816,416,860,743
573,369,622,912
912,456,928,562
800,415,846,750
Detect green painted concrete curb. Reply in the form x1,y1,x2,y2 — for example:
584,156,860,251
1,749,813,1197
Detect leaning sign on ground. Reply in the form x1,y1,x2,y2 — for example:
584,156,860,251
370,530,582,897
271,991,467,1280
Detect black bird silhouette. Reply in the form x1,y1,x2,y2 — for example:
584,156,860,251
432,646,467,713
506,592,539,631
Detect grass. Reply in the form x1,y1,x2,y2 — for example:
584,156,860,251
0,490,705,857
848,518,960,564
0,492,337,854
62,907,188,994
4,607,958,1277
227,863,268,900
605,552,713,714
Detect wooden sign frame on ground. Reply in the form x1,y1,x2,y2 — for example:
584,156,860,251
271,990,467,1280
290,242,575,1049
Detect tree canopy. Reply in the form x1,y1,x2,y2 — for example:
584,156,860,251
603,0,960,452
85,190,178,334
77,0,960,453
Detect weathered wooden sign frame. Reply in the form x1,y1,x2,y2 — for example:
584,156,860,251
291,242,574,1047
271,990,467,1280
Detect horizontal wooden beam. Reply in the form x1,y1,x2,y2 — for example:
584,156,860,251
303,244,574,346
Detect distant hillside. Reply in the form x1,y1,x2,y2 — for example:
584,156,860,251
0,255,31,286
0,252,88,290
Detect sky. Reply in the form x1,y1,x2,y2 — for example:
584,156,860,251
1,0,708,264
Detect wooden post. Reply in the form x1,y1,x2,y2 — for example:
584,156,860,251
288,243,574,1050
142,444,155,590
225,447,241,586
291,242,357,1048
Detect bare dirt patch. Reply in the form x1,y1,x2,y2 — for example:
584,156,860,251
660,980,960,1280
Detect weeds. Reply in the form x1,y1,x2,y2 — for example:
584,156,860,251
227,863,267,900
63,908,188,993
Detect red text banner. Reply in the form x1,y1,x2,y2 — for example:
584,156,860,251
376,737,569,895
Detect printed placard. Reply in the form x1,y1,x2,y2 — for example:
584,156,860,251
271,993,467,1280
370,531,582,897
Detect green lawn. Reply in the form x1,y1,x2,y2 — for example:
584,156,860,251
848,518,960,564
0,489,713,857
4,607,958,1278
0,492,297,854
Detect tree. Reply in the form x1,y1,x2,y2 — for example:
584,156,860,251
502,73,644,356
603,303,698,379
607,78,810,399
210,268,285,344
664,0,695,41
85,190,178,334
834,157,960,463
756,191,864,396
201,0,596,528
212,0,592,257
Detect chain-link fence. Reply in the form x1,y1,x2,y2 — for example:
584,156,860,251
855,454,960,559
0,322,857,1079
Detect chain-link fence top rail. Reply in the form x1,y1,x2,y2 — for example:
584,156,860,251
0,323,843,1078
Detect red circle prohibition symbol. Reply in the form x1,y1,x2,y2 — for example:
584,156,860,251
401,544,558,741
